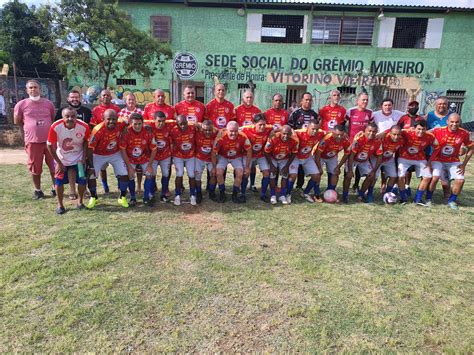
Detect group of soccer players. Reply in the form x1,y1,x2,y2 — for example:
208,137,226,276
46,84,473,214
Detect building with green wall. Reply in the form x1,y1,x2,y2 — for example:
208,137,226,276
72,0,473,121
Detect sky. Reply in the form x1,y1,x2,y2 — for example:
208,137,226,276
0,0,56,6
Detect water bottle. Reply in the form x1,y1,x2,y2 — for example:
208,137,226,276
78,163,85,179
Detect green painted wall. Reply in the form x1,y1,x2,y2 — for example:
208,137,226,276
77,2,474,121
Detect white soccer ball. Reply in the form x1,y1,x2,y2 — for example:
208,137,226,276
383,192,398,204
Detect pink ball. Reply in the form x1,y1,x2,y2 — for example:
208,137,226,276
323,189,338,203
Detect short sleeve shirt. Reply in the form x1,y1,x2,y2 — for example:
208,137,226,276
14,98,55,144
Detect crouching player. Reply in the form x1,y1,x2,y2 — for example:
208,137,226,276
264,125,299,205
212,121,252,203
398,120,436,205
120,113,157,207
427,113,473,209
343,123,380,203
314,125,351,198
47,108,90,214
87,109,129,208
195,119,218,203
240,113,274,202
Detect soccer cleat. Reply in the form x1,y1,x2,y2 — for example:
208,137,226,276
55,206,66,215
196,191,203,204
286,194,292,204
279,195,289,205
50,188,57,197
238,195,247,203
209,190,216,201
447,201,459,210
143,199,154,207
129,198,137,207
76,203,86,210
304,194,314,203
313,195,323,203
231,192,239,203
86,197,97,209
250,185,258,193
218,191,226,203
190,195,197,206
399,200,407,205
33,190,45,200
270,195,277,205
342,196,349,204
118,196,129,208
415,201,427,207
260,195,270,203
160,195,169,203
173,195,181,206
425,200,433,208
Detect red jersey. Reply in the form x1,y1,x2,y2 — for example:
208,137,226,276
399,130,436,161
351,135,380,162
346,107,373,141
143,102,175,121
89,120,126,156
316,132,351,159
264,108,289,130
170,124,196,159
47,120,90,166
241,125,273,158
318,104,347,131
397,114,425,129
118,107,144,123
146,122,172,161
120,126,156,164
295,129,326,160
195,130,218,162
174,100,205,124
235,104,261,127
90,104,121,126
431,127,473,163
380,133,405,162
264,133,299,160
205,99,235,129
213,131,251,159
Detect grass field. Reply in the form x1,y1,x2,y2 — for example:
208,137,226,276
1,162,473,352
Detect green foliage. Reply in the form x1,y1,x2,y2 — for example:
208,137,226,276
0,0,61,78
37,0,172,89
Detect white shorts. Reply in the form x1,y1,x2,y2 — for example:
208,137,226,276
290,157,318,176
130,162,152,177
243,156,270,172
195,158,213,181
93,152,127,177
432,161,464,180
376,158,397,179
152,157,171,178
270,158,298,179
173,157,195,178
216,156,243,171
345,159,373,176
398,158,432,179
320,157,338,175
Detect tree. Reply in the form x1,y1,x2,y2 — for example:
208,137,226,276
37,0,172,89
0,0,61,78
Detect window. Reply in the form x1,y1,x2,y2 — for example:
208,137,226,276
446,90,465,115
150,16,171,42
261,15,304,43
392,18,428,48
312,16,374,45
387,88,409,111
116,79,136,86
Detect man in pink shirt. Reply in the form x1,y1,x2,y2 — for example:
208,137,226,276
14,79,56,199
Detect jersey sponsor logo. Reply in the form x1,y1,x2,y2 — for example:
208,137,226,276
217,116,227,128
132,147,143,158
62,138,74,152
244,120,252,126
383,151,394,158
187,115,196,123
441,145,454,156
253,143,263,152
76,132,83,138
201,146,212,154
357,152,368,161
227,149,237,157
273,124,281,130
328,120,337,129
300,146,312,154
407,146,419,154
181,143,192,151
275,153,286,160
326,150,337,158
107,141,117,151
157,140,167,149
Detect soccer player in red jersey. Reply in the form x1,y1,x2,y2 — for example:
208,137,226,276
235,90,261,127
205,83,235,129
212,121,252,203
120,113,157,207
343,122,380,203
397,120,437,204
318,89,347,132
314,125,351,196
194,120,218,203
290,120,326,203
87,109,129,208
264,125,299,205
174,85,206,124
346,92,373,141
240,113,274,202
47,108,90,214
144,89,175,121
265,93,289,131
397,101,424,129
118,93,144,123
427,113,473,209
170,115,197,206
90,89,121,192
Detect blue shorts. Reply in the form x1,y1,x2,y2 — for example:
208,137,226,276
55,164,87,186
